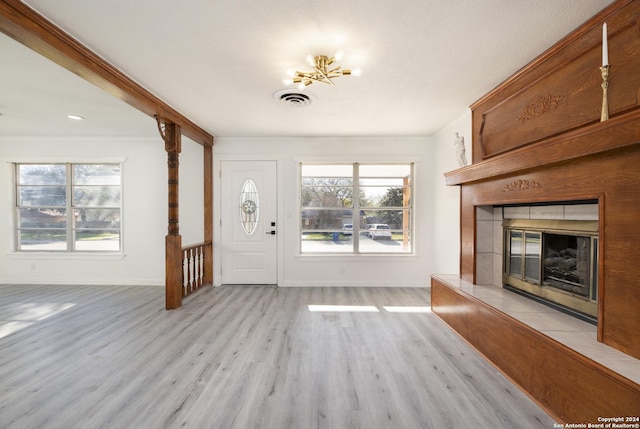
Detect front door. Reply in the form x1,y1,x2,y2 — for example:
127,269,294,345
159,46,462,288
220,160,277,284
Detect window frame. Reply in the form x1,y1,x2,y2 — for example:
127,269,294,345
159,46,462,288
14,162,123,253
298,162,414,255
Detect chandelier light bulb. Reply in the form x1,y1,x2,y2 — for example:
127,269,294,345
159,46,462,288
334,50,344,61
305,54,315,66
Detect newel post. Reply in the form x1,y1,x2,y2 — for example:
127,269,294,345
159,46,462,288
157,116,183,310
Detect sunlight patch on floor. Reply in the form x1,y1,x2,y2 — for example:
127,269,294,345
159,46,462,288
308,305,379,312
0,303,76,339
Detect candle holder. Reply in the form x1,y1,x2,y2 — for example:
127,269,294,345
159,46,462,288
600,65,610,122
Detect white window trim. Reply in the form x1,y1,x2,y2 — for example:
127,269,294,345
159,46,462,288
10,158,126,256
298,161,416,256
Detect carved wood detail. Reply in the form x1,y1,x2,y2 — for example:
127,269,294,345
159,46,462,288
516,95,562,122
500,179,542,192
157,117,183,310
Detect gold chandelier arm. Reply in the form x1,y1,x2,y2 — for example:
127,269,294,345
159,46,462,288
295,71,334,85
312,66,335,85
307,75,334,85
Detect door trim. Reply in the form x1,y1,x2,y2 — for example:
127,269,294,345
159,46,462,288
213,156,281,286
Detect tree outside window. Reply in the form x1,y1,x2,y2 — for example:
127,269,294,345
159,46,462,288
300,163,412,254
15,163,122,252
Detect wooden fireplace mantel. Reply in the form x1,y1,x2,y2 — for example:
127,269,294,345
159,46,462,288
442,0,640,360
445,108,640,186
433,1,640,421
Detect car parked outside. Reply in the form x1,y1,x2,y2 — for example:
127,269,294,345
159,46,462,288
361,224,371,236
368,224,392,240
341,224,353,236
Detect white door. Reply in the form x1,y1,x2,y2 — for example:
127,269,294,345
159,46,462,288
221,160,277,284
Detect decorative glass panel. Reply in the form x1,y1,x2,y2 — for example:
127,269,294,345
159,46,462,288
240,179,259,235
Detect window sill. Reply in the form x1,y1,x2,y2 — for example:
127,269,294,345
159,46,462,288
7,252,126,261
295,253,417,262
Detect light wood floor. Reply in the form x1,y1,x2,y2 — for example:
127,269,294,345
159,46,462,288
0,284,555,429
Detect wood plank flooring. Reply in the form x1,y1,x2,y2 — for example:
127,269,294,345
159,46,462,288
0,284,556,429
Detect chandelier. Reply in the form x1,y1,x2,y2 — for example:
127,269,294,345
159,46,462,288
283,52,361,89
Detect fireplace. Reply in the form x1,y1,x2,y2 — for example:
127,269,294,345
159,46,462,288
503,218,598,323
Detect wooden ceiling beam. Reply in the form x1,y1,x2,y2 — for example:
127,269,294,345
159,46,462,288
0,0,213,147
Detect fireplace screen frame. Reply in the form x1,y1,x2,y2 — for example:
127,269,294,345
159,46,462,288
503,219,599,321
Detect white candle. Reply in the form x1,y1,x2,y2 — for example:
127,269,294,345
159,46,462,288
602,22,609,66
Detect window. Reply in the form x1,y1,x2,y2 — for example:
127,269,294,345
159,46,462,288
300,163,413,254
15,163,122,252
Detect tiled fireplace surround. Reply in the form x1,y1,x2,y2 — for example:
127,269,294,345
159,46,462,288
464,202,640,384
475,203,598,287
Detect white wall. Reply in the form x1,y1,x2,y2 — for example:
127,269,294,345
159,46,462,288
0,136,204,286
179,136,205,245
213,136,459,287
429,110,471,276
0,125,465,288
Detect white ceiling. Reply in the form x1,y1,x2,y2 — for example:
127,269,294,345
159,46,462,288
1,0,615,139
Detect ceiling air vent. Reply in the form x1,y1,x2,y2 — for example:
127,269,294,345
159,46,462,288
274,89,313,108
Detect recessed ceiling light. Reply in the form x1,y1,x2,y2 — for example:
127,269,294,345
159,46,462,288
67,114,84,120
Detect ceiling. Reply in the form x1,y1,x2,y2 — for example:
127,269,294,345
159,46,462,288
1,0,615,139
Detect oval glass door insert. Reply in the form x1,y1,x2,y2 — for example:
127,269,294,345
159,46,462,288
240,179,259,235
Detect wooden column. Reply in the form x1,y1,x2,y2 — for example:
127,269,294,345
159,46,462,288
158,117,183,310
0,0,215,309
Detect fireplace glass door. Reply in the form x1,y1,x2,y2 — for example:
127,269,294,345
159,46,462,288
525,232,541,283
507,230,541,283
503,220,598,322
